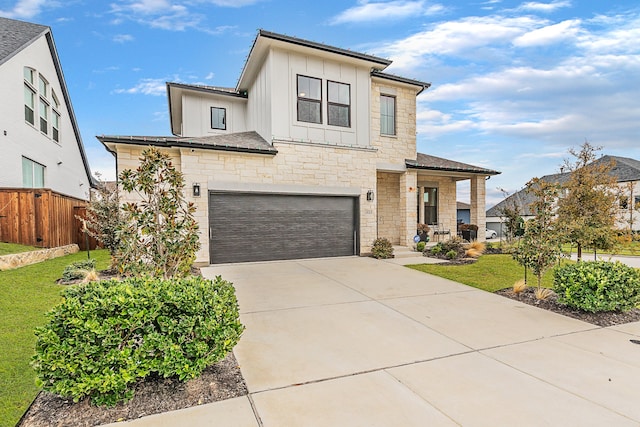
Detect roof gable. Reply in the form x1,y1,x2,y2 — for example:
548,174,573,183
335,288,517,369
0,16,48,66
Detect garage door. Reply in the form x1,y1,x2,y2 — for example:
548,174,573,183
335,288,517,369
209,192,358,264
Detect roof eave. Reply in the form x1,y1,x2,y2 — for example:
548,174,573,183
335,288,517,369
406,160,501,176
97,136,278,156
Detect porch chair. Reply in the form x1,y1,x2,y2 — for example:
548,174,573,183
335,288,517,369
432,223,451,242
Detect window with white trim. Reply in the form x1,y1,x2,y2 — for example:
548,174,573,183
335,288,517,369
327,80,350,127
52,91,60,142
22,157,45,188
380,95,396,136
211,107,226,130
39,98,48,134
24,84,35,125
297,75,322,124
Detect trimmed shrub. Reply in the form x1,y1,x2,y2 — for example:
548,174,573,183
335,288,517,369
429,243,443,255
446,250,458,260
553,261,640,313
371,238,394,259
32,275,244,406
416,241,426,252
441,237,465,259
61,259,97,282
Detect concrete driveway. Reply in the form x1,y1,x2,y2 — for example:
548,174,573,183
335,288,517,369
120,256,640,426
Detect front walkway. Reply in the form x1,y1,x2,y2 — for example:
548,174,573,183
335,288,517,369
113,256,640,426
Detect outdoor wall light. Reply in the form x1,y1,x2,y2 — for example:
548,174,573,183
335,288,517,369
366,190,375,201
192,183,201,197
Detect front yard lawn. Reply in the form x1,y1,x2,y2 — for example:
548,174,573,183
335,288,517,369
0,249,110,427
0,243,39,256
407,254,558,292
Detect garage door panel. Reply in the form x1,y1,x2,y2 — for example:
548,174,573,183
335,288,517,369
209,193,357,264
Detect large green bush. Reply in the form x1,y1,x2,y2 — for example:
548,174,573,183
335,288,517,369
553,261,640,312
32,275,244,406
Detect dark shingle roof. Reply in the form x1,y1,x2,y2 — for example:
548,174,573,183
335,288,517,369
406,153,501,175
371,70,431,94
0,17,48,65
166,82,248,98
486,155,640,217
98,131,277,155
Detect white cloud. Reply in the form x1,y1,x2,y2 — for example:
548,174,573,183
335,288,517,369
518,1,572,13
113,34,134,43
513,19,581,47
113,78,167,96
205,72,215,80
0,0,48,18
330,0,444,25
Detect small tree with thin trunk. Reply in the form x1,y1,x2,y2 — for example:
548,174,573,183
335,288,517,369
79,173,122,266
555,142,619,261
513,178,563,291
116,147,200,279
497,187,524,242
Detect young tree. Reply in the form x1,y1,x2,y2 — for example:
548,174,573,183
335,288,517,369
555,142,619,261
116,148,200,279
513,178,562,291
79,173,122,263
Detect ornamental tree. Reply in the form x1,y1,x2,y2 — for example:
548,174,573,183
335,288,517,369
116,147,200,279
512,178,562,290
555,142,619,261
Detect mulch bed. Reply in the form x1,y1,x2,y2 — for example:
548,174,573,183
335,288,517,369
19,353,248,427
496,287,640,327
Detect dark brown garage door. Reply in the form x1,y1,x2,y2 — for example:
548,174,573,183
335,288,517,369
209,192,359,264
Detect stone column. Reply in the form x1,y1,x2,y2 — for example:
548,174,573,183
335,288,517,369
470,176,487,242
400,170,418,246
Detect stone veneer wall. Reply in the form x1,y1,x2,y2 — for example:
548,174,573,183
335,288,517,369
116,143,379,264
376,172,401,244
0,244,79,271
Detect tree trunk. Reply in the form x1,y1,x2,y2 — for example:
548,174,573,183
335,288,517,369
577,244,582,262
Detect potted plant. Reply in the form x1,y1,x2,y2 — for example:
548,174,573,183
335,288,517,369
459,223,478,241
417,223,431,242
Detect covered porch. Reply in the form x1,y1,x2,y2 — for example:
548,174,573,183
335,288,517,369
408,153,500,243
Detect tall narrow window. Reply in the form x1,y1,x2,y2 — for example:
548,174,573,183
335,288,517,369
297,75,321,124
327,81,350,127
24,84,35,125
211,107,226,130
38,75,48,98
22,157,45,188
39,98,48,134
380,95,396,135
24,67,35,84
52,91,60,142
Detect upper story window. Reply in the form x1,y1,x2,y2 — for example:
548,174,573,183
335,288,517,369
327,81,350,127
297,75,322,124
380,95,396,136
211,107,226,130
23,67,60,142
22,157,45,188
52,91,60,142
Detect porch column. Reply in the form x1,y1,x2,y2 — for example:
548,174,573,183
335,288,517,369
418,185,424,225
400,170,418,246
470,176,487,242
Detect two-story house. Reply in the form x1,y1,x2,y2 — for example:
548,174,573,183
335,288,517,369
100,30,499,264
0,17,93,200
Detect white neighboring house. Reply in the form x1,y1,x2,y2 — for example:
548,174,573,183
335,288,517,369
486,155,640,236
0,17,93,200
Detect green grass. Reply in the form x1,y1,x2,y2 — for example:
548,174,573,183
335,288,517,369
0,249,110,427
0,243,39,256
407,254,561,292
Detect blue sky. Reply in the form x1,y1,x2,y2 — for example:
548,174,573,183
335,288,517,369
2,0,639,207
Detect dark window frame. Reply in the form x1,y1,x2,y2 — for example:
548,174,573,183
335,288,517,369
211,107,227,130
380,94,396,136
327,80,351,128
297,74,322,124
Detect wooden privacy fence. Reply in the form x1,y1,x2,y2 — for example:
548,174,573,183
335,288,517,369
0,188,98,250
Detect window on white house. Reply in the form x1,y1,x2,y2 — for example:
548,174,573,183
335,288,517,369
297,75,322,124
52,91,60,142
38,75,48,98
24,84,35,125
39,98,48,134
211,107,226,130
380,95,396,135
24,67,35,84
22,157,45,188
327,80,350,127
